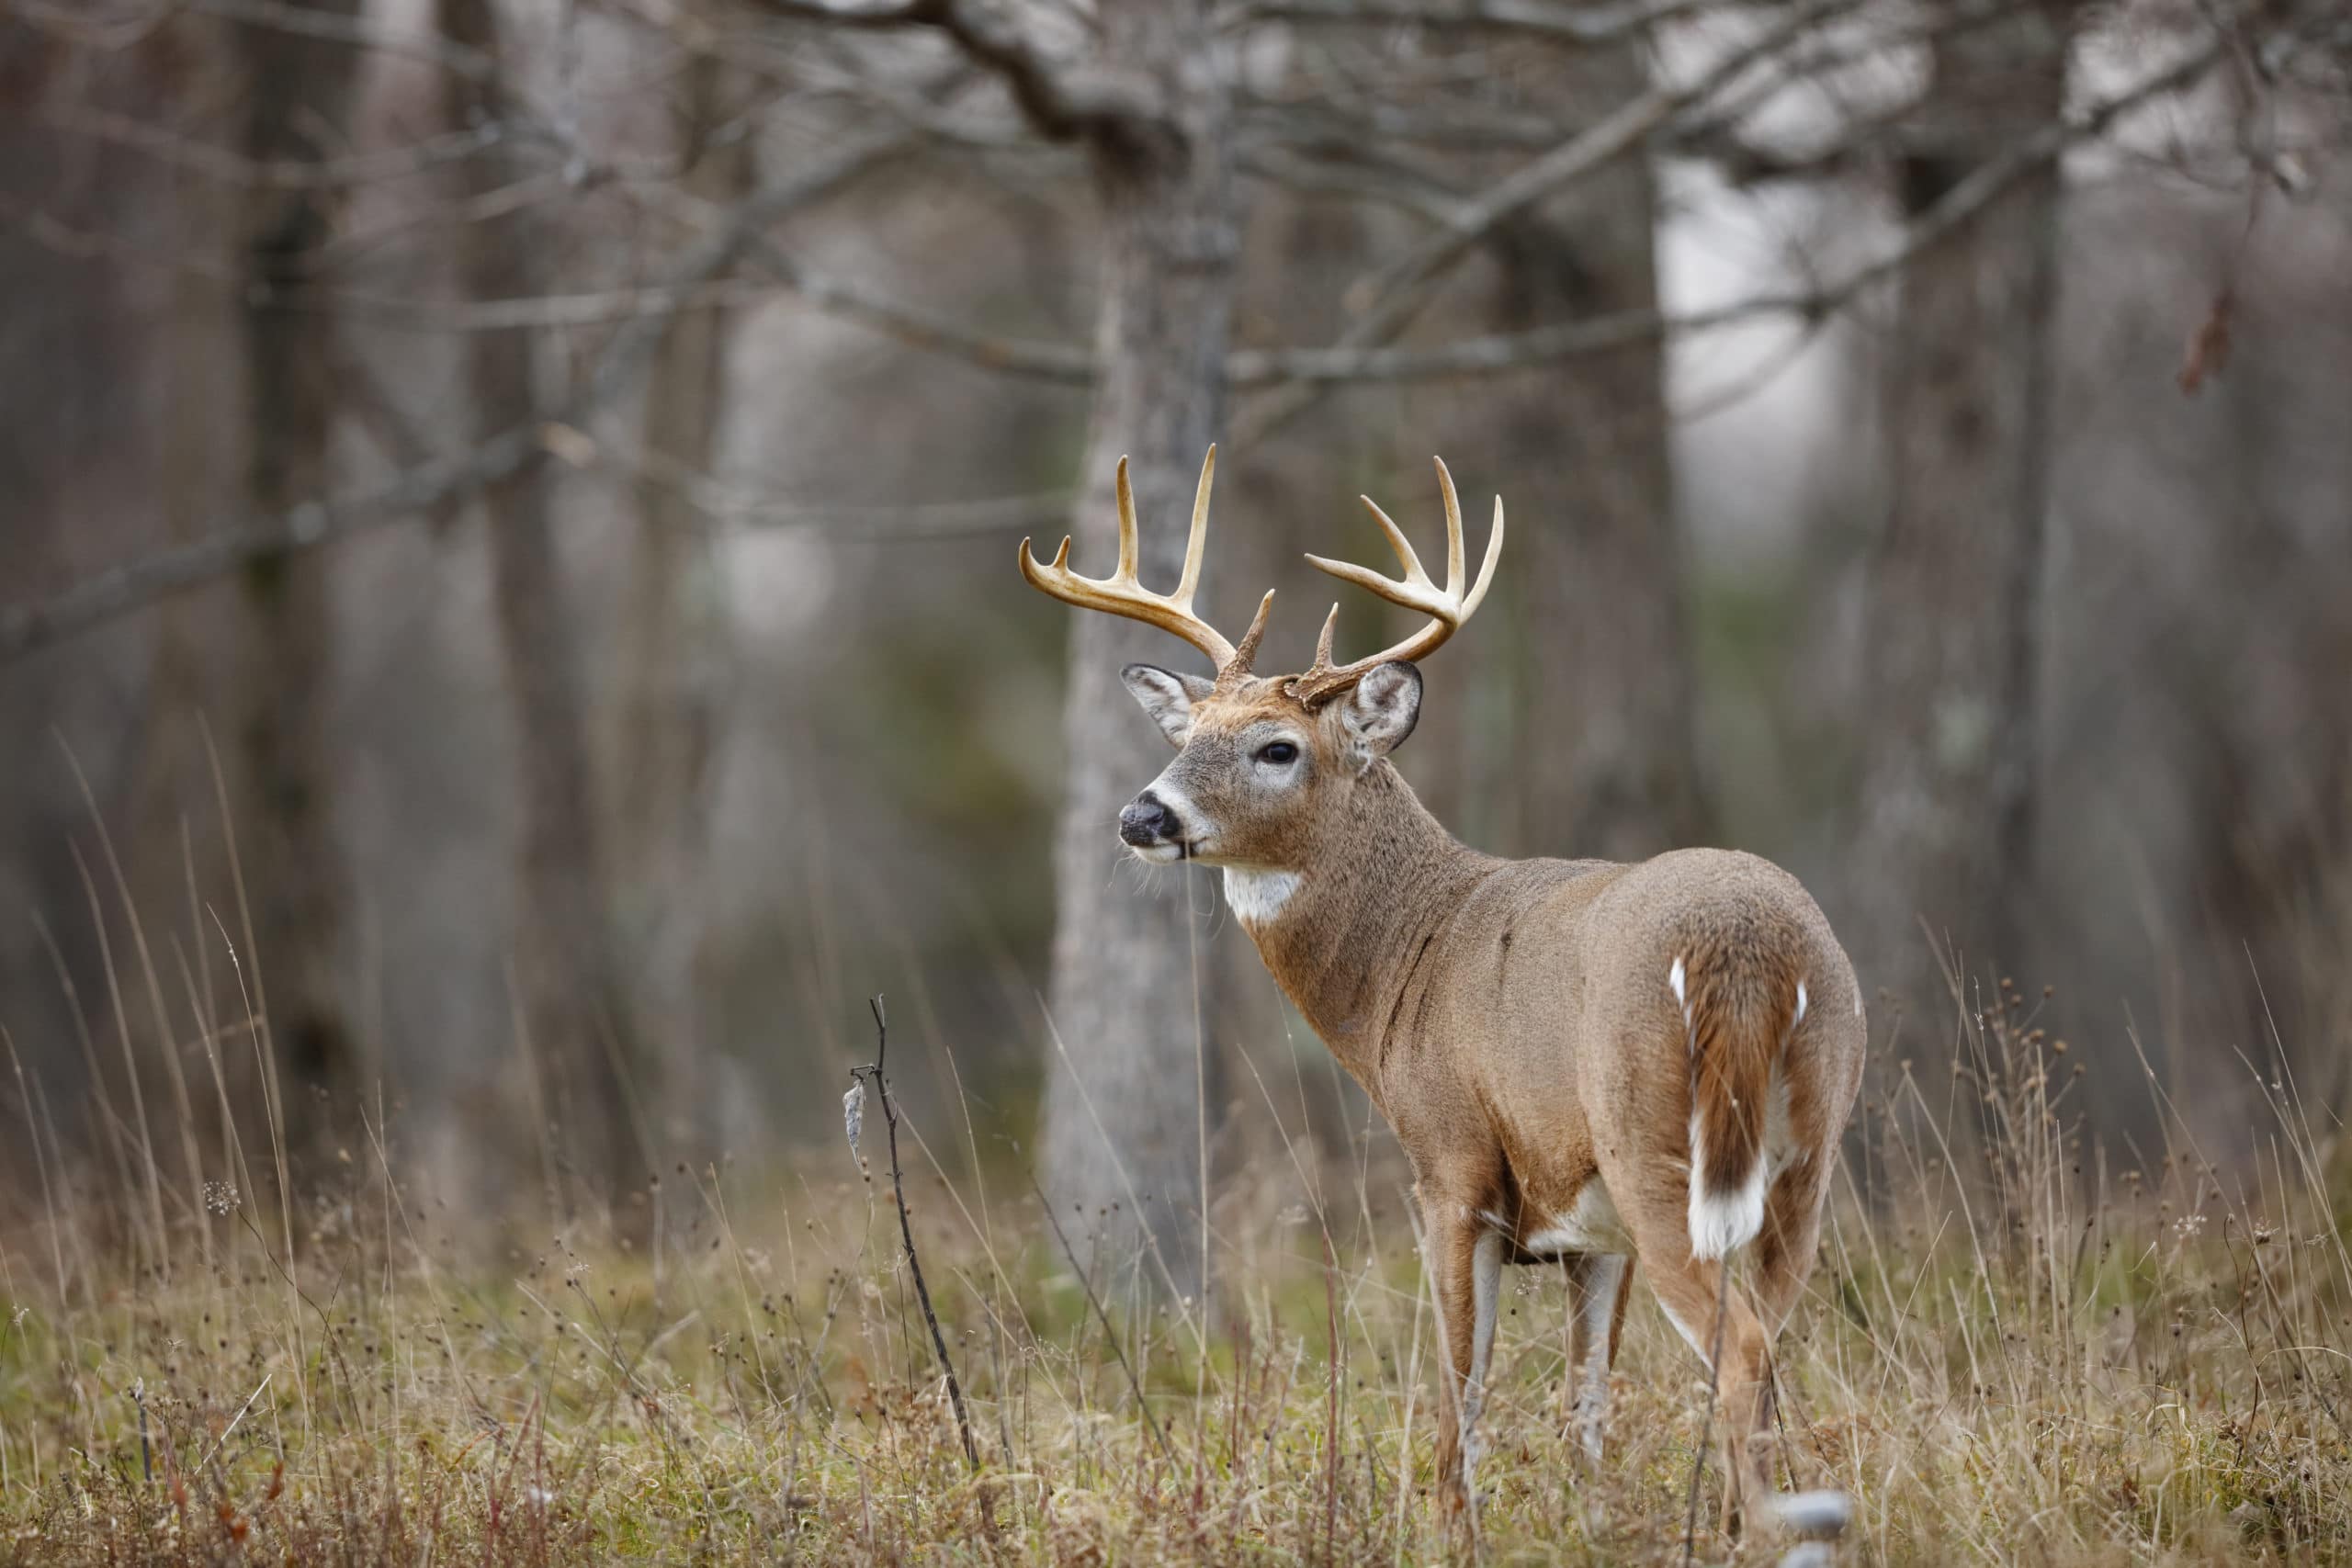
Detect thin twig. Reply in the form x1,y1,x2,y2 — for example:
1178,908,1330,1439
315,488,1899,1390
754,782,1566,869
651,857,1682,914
130,1379,152,1483
854,995,981,1471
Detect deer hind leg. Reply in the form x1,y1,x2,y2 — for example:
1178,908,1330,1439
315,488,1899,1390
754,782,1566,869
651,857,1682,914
1729,1158,1842,1529
1563,1252,1633,1464
1640,1247,1774,1538
1751,1157,1832,1337
1422,1196,1503,1522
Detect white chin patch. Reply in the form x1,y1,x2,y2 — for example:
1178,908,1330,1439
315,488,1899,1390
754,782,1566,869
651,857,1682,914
1222,868,1300,924
1128,841,1184,864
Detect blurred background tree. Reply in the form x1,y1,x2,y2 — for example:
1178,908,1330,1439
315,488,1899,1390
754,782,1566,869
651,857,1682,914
2,0,2347,1277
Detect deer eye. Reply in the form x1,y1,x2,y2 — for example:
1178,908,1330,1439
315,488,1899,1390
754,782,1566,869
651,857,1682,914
1257,741,1299,766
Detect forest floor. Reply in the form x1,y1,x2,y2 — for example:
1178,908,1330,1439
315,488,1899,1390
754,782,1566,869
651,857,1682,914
4,1003,2350,1565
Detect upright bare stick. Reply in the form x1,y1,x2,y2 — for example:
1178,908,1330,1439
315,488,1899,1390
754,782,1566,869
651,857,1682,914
851,996,980,1471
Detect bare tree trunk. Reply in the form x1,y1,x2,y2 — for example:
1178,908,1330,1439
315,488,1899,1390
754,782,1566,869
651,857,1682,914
1039,0,1237,1300
232,1,362,1102
1849,6,2066,1021
1488,39,1702,864
619,45,747,1164
440,0,642,1207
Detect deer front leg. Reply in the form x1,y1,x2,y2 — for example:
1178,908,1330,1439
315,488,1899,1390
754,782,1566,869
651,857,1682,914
1423,1195,1503,1521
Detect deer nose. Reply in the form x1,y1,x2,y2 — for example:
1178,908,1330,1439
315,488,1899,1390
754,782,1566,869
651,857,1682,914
1119,791,1181,847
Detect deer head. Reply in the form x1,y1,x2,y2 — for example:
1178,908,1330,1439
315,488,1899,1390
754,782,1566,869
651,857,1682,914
1018,446,1502,874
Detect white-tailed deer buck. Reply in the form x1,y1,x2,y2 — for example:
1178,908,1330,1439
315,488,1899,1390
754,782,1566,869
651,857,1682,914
1021,448,1867,1532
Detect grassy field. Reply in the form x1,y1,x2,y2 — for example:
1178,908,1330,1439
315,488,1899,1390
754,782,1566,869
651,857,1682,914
4,987,2350,1565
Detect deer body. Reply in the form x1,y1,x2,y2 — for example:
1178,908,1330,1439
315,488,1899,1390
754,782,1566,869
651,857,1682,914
1021,449,1866,1532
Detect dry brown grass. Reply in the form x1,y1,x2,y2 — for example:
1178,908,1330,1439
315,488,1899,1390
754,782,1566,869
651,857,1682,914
3,971,2349,1565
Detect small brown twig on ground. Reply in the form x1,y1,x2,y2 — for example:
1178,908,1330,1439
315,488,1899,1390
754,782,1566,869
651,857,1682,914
850,995,980,1471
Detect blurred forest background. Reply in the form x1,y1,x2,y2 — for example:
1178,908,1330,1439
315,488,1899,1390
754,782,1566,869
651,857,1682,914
2,0,2347,1287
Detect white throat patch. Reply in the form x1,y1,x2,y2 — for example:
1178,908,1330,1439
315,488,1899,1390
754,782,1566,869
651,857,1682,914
1222,868,1302,925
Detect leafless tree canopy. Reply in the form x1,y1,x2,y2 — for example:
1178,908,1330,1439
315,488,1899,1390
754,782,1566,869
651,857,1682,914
2,0,2348,1268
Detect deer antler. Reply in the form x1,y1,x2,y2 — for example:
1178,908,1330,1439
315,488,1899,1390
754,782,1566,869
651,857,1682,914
1287,456,1503,705
1019,446,1274,681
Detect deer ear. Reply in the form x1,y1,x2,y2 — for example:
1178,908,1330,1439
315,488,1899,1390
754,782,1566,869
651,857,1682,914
1122,664,1215,748
1340,661,1422,767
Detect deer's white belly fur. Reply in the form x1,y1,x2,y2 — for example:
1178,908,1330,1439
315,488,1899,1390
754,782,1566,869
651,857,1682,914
1522,1177,1634,1256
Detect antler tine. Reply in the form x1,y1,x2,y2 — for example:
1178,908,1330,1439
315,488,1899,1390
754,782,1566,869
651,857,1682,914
1018,446,1269,675
1173,444,1216,611
1289,459,1506,705
1463,494,1505,618
1114,456,1141,584
1433,456,1464,598
1355,494,1430,590
1300,548,1442,616
1217,589,1277,689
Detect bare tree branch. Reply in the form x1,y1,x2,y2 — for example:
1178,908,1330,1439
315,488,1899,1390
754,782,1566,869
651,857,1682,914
1332,0,1864,342
87,12,2249,377
0,5,2288,660
1237,143,1465,224
45,106,514,190
1231,19,2248,386
754,0,1170,146
0,423,549,664
0,128,910,663
1239,91,1583,152
197,0,1894,358
1226,0,1863,438
600,436,1076,536
212,6,2263,379
1221,0,1725,45
179,0,500,84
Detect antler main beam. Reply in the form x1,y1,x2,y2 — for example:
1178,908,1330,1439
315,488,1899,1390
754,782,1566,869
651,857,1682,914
1018,446,1273,677
1288,456,1503,705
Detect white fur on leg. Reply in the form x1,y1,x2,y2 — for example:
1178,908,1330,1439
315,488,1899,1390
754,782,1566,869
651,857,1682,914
1570,1255,1626,1461
1657,1299,1713,1367
1768,1490,1855,1539
1462,1227,1502,1488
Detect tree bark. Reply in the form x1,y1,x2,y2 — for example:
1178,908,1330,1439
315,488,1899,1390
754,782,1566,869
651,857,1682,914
618,43,747,1164
440,0,642,1205
1488,39,1702,865
1849,6,2067,1021
1038,0,1238,1300
232,0,363,1103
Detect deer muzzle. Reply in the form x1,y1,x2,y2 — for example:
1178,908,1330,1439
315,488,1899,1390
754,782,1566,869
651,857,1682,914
1117,790,1186,858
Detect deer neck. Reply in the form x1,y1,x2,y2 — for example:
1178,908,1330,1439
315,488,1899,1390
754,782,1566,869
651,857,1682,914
1224,762,1492,1101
